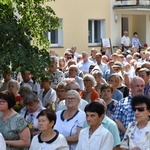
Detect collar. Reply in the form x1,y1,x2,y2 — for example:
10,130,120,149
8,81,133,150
38,130,59,144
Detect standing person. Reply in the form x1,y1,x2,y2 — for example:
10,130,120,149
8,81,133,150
131,32,141,51
54,90,86,150
113,76,145,140
121,31,131,52
29,109,69,150
0,133,6,150
0,91,30,150
121,95,150,149
76,102,114,150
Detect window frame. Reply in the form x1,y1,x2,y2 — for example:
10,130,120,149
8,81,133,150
88,19,106,46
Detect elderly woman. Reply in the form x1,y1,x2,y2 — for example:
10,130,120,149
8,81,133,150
7,79,23,112
91,70,104,97
20,92,45,137
29,109,69,150
54,90,86,150
64,65,84,91
0,91,30,149
55,82,67,111
80,74,99,103
121,95,150,149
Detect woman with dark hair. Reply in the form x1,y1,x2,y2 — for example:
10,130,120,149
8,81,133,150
0,90,30,150
121,95,150,149
29,109,69,150
76,102,113,150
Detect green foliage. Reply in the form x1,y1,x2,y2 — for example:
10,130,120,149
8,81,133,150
0,0,60,81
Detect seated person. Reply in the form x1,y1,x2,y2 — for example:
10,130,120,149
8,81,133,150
107,74,123,101
20,92,45,137
100,83,118,119
38,77,57,108
76,102,114,150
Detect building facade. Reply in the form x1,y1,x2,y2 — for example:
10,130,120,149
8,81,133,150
45,0,150,56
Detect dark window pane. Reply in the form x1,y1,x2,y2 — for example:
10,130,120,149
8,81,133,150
88,20,92,43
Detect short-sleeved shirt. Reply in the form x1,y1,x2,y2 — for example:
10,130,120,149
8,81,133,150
0,113,28,150
54,109,86,150
106,99,118,119
113,95,135,140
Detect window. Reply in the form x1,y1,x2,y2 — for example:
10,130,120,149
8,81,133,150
47,19,63,47
88,19,106,46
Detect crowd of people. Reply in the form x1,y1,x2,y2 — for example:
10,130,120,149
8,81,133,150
0,32,150,150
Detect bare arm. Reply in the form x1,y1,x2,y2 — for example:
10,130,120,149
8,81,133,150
65,127,82,144
5,126,30,148
115,119,126,134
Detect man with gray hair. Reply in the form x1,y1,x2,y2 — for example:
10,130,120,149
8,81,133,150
113,76,145,140
49,56,64,90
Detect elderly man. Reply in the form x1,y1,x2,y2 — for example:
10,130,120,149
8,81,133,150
121,31,131,52
138,68,150,96
88,48,98,63
113,76,145,140
77,51,94,74
49,56,64,90
95,53,108,75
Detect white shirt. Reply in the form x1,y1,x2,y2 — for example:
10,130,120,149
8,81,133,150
56,99,88,112
121,35,131,46
76,125,114,150
29,132,69,150
0,133,6,150
38,88,57,107
54,109,86,150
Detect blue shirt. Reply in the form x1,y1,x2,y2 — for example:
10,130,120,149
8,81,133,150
113,95,135,140
112,89,123,101
132,37,141,49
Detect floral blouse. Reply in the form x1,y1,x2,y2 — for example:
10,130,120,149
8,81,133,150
121,121,150,150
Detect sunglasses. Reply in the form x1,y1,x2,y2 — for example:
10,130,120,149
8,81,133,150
133,107,147,112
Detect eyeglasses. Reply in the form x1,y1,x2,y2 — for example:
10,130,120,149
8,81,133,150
133,107,147,112
65,98,77,101
0,100,7,105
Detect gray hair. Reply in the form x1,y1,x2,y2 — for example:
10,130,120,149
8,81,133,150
7,79,20,91
66,81,80,91
83,74,96,87
19,84,32,96
91,70,103,78
130,76,145,86
65,90,81,101
23,92,38,105
51,56,59,63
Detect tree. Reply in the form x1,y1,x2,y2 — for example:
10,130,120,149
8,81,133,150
0,0,60,80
